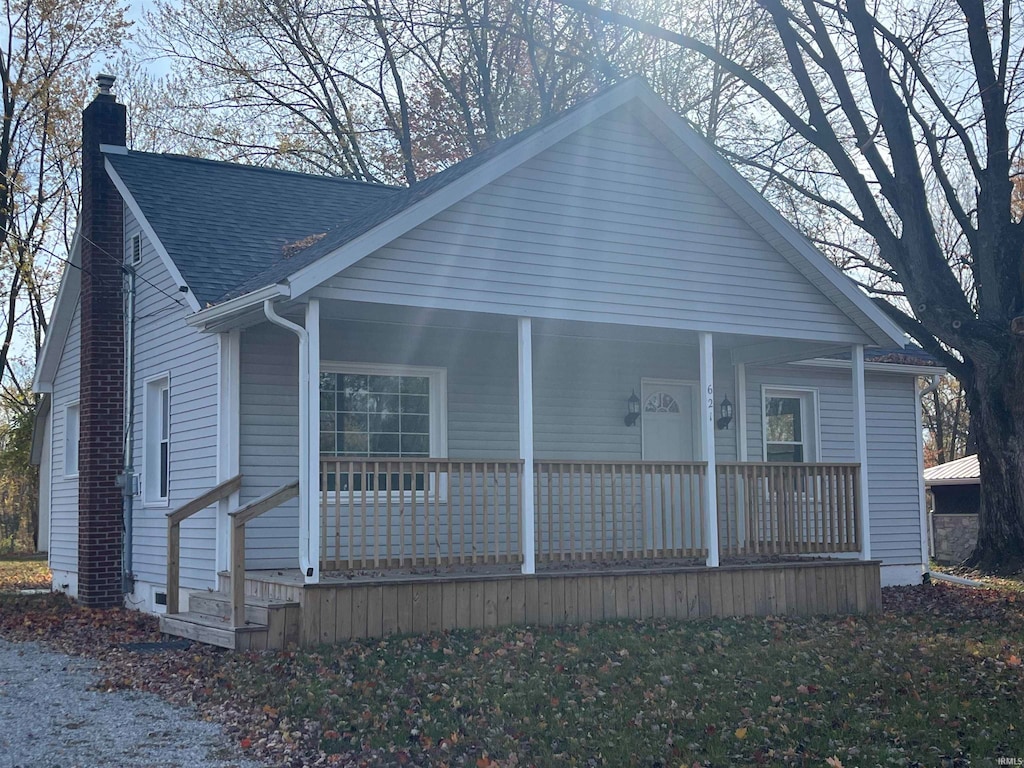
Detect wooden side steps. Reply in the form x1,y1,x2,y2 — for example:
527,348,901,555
159,590,301,651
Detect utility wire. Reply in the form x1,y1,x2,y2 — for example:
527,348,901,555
2,224,189,312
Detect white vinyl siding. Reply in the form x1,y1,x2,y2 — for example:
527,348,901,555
125,208,219,594
746,364,924,567
238,317,740,568
865,373,926,566
322,107,870,344
49,300,81,585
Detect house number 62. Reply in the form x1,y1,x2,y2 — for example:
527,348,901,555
707,385,714,421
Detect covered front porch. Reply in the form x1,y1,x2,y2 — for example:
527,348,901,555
162,300,880,648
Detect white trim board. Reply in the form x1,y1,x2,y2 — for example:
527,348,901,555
104,157,202,313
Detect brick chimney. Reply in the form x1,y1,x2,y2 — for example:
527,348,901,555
77,74,126,607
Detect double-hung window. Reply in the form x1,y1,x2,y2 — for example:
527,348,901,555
145,376,170,504
64,403,80,478
319,363,446,493
763,388,818,463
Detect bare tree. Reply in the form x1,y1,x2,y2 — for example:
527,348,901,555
562,0,1024,572
145,0,418,182
922,376,974,467
1,0,128,412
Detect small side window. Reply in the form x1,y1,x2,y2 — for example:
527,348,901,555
64,403,80,478
763,388,818,462
145,377,170,503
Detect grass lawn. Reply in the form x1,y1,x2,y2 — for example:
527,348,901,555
0,578,1022,767
0,553,50,592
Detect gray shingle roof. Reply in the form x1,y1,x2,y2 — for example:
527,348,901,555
824,345,941,367
106,151,397,306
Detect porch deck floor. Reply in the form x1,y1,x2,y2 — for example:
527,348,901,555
239,554,855,588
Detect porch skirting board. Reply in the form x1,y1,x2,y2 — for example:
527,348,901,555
289,560,880,646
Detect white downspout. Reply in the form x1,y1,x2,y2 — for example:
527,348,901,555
263,299,318,583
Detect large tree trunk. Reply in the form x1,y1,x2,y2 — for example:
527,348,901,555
965,339,1024,573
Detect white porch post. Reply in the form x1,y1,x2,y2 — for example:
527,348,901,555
852,343,871,560
735,363,747,462
518,317,536,575
735,362,747,548
215,330,241,573
305,299,321,583
699,332,720,567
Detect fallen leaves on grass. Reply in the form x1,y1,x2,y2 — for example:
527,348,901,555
0,555,51,592
1,582,1023,768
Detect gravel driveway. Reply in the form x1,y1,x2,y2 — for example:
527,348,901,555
0,639,263,768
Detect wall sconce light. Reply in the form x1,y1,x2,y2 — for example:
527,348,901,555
624,390,641,427
716,395,734,430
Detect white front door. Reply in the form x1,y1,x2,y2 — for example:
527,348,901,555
641,379,696,461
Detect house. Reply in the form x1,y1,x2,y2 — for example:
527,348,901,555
924,454,980,564
33,75,938,649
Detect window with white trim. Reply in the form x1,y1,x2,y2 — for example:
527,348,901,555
763,389,817,462
145,377,170,503
64,403,79,478
319,364,446,492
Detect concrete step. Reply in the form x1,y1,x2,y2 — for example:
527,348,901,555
159,611,269,651
188,590,295,625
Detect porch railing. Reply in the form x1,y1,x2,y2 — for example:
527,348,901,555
534,461,708,562
166,474,242,615
319,458,524,569
717,462,860,556
317,458,859,569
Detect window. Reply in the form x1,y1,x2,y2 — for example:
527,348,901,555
64,403,79,478
129,233,142,266
763,388,818,462
319,363,446,493
644,392,680,413
145,377,170,503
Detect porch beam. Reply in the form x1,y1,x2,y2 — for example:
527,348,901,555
306,299,321,583
699,332,720,567
852,344,871,560
730,340,848,367
519,317,536,575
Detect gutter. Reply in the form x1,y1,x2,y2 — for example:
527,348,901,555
186,283,290,330
793,358,946,376
262,299,318,583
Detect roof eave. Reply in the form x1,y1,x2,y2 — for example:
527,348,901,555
924,477,981,487
104,155,203,313
186,283,291,331
33,233,81,392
